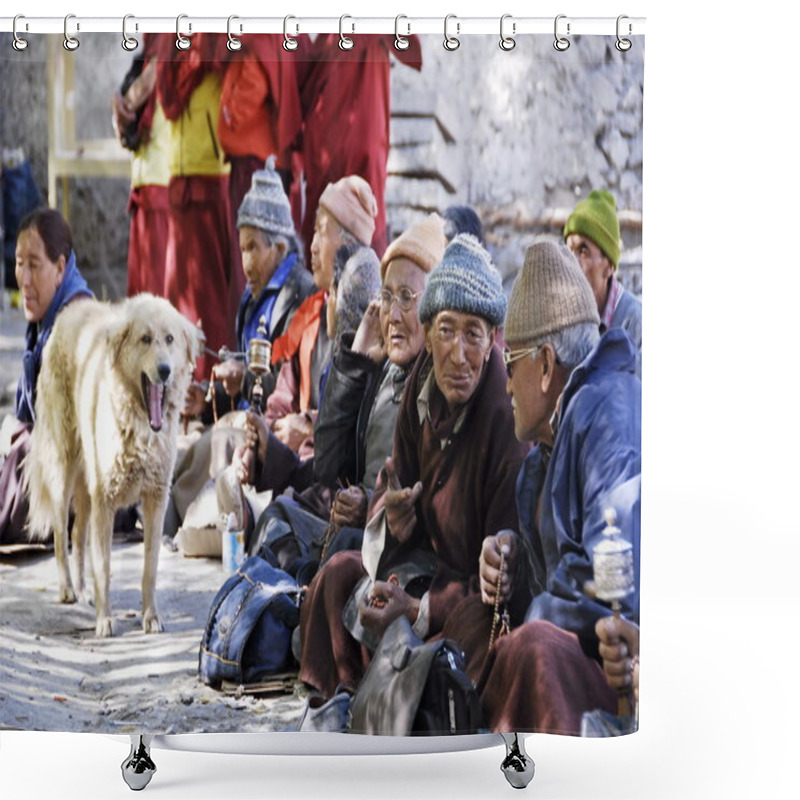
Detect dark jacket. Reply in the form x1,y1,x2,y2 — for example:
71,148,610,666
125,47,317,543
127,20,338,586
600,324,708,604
16,250,92,424
519,328,641,654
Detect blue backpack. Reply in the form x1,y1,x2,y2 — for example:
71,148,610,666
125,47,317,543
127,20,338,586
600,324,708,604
199,556,301,689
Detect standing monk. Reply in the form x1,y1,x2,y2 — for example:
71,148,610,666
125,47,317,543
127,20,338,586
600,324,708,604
297,34,422,262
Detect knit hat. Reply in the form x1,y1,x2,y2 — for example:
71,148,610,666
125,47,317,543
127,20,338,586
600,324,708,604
419,234,507,328
319,175,378,246
335,245,382,335
380,213,447,279
236,156,295,238
563,189,621,269
505,238,600,347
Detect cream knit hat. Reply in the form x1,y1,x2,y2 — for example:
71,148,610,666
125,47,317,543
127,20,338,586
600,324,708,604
380,213,447,279
505,237,600,347
319,175,378,246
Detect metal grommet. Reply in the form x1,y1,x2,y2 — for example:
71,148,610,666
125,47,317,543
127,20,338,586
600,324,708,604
12,15,29,51
499,14,515,51
616,15,632,52
63,14,80,51
227,15,242,52
122,14,138,52
339,15,354,51
176,14,191,51
283,16,299,51
394,15,410,51
553,14,570,52
443,14,460,51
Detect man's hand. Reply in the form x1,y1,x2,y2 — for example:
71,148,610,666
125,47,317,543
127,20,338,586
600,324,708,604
272,412,313,453
383,457,422,543
182,381,207,417
111,90,136,143
331,485,368,529
233,412,269,485
479,530,518,606
359,580,419,638
351,301,385,363
595,616,640,700
211,360,246,398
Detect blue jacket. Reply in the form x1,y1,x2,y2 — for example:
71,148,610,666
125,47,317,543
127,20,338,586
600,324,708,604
15,250,92,424
519,328,641,653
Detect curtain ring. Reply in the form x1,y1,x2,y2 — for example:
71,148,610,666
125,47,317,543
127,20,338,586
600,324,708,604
122,14,138,52
499,14,516,51
443,14,460,51
227,15,242,52
394,15,410,51
339,15,354,50
63,14,80,51
283,15,299,51
176,14,191,51
12,15,28,51
553,14,570,51
616,15,632,52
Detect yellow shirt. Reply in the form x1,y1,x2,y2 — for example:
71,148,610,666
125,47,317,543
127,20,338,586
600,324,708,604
130,99,170,188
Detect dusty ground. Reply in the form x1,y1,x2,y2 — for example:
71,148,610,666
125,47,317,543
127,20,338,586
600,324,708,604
0,536,306,734
0,295,305,735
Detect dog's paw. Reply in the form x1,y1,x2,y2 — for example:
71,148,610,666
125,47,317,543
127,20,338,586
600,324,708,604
59,585,77,605
78,589,94,607
142,610,164,634
95,616,114,638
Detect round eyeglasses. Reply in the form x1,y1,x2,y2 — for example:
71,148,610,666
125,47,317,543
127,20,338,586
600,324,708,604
380,287,420,313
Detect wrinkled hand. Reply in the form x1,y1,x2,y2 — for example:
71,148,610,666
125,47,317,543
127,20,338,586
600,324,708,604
383,457,422,543
331,485,368,529
351,301,385,363
272,412,313,453
595,616,640,701
212,359,246,398
359,580,419,638
182,381,207,417
480,530,518,606
233,412,269,485
111,90,136,143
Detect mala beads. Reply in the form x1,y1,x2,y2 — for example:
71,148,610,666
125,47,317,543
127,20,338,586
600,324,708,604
488,544,511,650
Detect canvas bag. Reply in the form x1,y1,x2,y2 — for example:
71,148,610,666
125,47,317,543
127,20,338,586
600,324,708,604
199,555,300,688
348,616,484,736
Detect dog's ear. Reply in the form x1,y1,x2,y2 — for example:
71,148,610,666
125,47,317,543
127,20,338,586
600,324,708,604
107,314,132,364
181,316,204,367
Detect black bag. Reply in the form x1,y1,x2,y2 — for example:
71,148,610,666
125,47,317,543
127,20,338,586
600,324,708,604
199,555,300,690
118,56,145,151
348,616,484,736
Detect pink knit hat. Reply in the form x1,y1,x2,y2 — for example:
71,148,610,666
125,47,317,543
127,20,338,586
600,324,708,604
319,175,378,246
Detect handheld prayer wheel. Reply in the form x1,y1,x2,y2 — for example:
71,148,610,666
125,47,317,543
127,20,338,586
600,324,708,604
593,508,636,723
248,315,271,415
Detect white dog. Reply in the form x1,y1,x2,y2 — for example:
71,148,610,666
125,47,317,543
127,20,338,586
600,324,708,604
24,294,202,637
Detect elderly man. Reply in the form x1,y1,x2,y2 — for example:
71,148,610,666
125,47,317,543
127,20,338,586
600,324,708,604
563,189,642,375
477,238,641,735
297,234,528,700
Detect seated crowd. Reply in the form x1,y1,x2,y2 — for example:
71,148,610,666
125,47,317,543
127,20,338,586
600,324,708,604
1,165,641,737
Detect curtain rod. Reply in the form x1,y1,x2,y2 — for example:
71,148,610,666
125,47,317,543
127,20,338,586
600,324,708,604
1,16,646,37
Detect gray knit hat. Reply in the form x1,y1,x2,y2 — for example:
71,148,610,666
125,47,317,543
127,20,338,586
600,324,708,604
505,237,600,347
335,245,382,335
236,156,295,238
418,233,507,327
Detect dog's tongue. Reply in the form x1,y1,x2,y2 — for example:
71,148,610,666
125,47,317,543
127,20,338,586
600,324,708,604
149,383,164,431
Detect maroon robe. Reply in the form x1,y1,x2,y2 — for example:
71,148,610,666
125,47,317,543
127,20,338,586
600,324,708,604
297,35,422,262
298,345,527,698
156,34,234,379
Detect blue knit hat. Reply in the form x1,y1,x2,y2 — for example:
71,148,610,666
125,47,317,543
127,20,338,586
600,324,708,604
236,156,295,238
419,233,507,327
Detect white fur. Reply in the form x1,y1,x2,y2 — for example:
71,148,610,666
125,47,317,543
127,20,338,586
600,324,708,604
24,294,202,637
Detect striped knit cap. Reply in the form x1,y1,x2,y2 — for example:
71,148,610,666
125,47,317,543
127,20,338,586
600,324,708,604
505,237,600,347
563,189,621,269
419,233,507,328
236,156,295,238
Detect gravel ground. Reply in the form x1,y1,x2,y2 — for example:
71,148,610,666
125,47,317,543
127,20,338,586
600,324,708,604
0,532,306,734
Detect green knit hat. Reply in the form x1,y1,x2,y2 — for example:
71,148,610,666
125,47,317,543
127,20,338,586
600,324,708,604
563,189,621,269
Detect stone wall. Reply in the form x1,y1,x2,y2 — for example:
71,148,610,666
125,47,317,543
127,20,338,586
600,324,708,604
2,32,644,299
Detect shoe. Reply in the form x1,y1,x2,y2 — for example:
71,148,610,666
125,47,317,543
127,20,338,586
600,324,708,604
296,689,351,733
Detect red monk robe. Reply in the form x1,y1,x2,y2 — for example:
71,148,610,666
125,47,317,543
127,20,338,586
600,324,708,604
297,35,422,263
156,33,234,379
